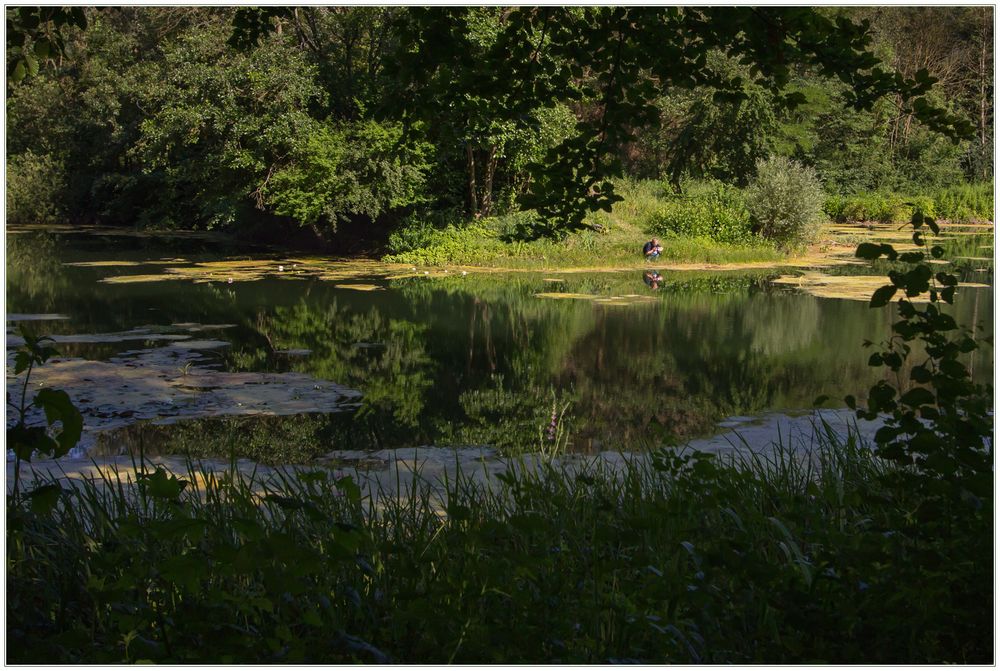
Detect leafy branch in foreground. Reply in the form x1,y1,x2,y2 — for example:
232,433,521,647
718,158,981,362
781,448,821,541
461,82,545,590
850,208,992,502
6,326,82,505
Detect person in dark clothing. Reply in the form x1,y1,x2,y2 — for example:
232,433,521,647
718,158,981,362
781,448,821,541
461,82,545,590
642,238,662,261
643,269,663,290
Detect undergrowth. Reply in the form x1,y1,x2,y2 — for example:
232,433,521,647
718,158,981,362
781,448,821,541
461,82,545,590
7,422,991,664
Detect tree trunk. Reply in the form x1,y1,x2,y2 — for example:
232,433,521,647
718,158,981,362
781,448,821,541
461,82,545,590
479,145,498,217
466,143,478,216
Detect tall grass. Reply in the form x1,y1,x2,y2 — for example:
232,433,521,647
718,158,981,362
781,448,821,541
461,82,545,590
8,420,991,664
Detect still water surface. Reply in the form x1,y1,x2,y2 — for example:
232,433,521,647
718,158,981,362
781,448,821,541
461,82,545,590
6,231,993,461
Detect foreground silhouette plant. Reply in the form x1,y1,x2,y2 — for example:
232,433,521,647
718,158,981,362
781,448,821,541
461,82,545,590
850,210,992,499
6,326,82,506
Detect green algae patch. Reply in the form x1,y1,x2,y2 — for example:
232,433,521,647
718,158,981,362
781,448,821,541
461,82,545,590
100,274,190,284
7,338,362,456
64,260,144,267
6,313,71,321
772,271,992,302
333,284,384,291
535,292,659,306
99,257,420,285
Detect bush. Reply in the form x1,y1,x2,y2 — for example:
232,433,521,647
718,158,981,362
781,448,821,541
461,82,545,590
384,213,544,266
841,193,908,224
6,151,66,226
822,194,848,222
932,183,993,222
645,180,754,244
744,156,824,246
823,186,992,225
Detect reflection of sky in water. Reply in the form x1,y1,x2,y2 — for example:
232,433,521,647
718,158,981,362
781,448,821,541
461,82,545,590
6,231,994,458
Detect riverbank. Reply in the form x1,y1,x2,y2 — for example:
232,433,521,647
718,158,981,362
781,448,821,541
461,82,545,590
380,179,993,270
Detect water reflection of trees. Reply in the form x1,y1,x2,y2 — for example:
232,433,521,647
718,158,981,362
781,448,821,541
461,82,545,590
244,272,936,452
256,299,435,445
6,233,71,308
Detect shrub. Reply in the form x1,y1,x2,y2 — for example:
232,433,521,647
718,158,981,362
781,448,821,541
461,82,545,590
744,156,824,246
824,186,993,226
6,151,66,226
384,213,541,266
822,194,848,222
932,183,993,222
840,192,908,224
645,180,754,244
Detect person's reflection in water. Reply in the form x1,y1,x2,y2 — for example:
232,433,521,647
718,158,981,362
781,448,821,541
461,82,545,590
643,269,664,290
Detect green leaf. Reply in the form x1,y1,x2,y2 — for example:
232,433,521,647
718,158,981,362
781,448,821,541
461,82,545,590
869,285,897,308
854,242,884,260
33,388,82,457
159,553,207,593
154,517,208,542
140,468,188,500
27,483,63,515
11,59,26,82
935,272,958,287
33,38,49,59
7,424,54,462
900,387,935,408
446,503,471,521
13,351,31,375
335,475,362,504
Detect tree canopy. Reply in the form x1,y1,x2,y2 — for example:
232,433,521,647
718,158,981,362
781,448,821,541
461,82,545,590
7,6,991,241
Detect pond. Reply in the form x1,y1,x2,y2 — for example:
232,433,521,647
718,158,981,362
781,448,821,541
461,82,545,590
5,230,994,463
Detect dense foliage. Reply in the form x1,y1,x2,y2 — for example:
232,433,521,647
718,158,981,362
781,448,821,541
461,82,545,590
5,6,992,249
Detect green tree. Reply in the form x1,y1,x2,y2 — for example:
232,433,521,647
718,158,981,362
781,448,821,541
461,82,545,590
385,7,972,234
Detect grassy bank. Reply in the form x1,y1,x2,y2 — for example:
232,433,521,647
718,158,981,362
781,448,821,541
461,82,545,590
8,424,991,664
382,179,993,269
383,180,787,269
